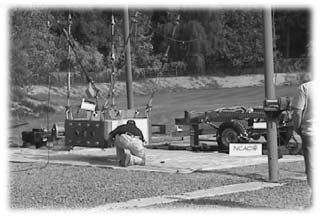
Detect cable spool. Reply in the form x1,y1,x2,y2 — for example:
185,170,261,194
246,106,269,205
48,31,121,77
51,123,65,140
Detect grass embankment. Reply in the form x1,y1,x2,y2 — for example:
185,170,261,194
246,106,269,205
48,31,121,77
11,73,301,118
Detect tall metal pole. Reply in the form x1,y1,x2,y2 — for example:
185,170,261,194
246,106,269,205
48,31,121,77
123,7,134,109
262,8,279,182
67,13,72,119
46,19,51,130
110,14,116,108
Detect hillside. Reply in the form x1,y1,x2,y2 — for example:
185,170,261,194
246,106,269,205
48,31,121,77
28,73,300,97
11,73,303,118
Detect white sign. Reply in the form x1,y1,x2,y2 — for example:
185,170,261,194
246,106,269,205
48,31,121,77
80,98,96,111
253,122,267,129
229,143,262,156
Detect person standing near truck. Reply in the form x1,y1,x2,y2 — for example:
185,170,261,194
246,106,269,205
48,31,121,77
292,73,314,188
108,120,146,167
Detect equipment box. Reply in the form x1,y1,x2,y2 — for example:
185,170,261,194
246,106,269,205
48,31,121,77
22,128,49,148
65,119,112,148
64,118,150,148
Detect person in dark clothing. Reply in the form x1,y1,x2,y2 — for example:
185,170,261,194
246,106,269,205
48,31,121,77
109,120,145,142
108,120,146,167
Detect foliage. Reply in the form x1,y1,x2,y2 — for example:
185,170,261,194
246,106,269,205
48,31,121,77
273,8,311,58
181,20,208,75
9,8,310,88
10,10,49,85
221,10,264,68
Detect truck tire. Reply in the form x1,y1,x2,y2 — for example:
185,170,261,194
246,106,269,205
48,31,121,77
263,129,293,146
278,111,293,146
278,130,293,146
217,121,247,152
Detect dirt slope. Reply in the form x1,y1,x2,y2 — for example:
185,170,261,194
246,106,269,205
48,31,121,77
28,73,301,98
11,73,302,117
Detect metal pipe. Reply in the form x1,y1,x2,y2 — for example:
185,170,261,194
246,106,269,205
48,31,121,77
123,7,134,109
262,8,279,182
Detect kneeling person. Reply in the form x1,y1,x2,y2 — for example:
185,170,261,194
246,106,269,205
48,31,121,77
108,120,146,167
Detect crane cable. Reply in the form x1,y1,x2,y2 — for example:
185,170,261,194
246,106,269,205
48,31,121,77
102,12,186,115
103,12,118,114
60,14,101,108
145,14,180,114
103,11,140,115
103,12,184,115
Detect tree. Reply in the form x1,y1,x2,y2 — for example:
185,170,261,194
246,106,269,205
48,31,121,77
10,8,311,86
180,20,208,75
151,9,265,75
273,8,310,58
10,9,58,85
219,10,264,69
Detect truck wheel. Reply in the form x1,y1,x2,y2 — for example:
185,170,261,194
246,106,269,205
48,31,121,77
278,130,293,146
252,135,261,140
263,130,293,146
217,121,247,152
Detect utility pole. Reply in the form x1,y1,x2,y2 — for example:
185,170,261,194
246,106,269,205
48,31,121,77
66,13,72,119
262,8,279,182
110,13,116,109
123,7,134,109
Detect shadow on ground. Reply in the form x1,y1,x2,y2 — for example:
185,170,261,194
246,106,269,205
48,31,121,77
175,198,265,209
19,152,119,167
210,170,266,182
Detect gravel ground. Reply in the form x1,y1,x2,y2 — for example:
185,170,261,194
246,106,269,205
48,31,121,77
9,162,253,209
9,161,311,210
146,179,312,210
